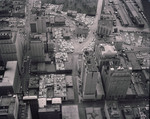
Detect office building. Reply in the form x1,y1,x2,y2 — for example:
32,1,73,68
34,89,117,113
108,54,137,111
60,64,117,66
142,0,150,26
86,107,103,119
104,101,121,119
114,36,123,51
23,96,39,119
18,103,32,119
0,61,20,96
30,37,45,62
75,25,89,38
38,98,61,119
0,30,24,72
54,16,65,26
0,95,19,119
102,64,131,99
95,43,119,71
81,50,100,100
30,15,46,33
97,14,113,37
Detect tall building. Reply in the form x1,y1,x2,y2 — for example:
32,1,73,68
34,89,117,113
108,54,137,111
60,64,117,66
30,37,45,62
142,0,150,26
102,64,131,99
0,61,20,96
81,50,99,100
23,96,39,119
38,98,61,119
0,30,24,72
0,95,19,119
18,103,32,119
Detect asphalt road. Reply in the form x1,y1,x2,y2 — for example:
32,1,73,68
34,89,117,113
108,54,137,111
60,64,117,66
74,0,104,53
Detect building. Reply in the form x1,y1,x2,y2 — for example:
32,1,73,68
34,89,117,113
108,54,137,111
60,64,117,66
95,43,119,71
30,36,45,62
104,101,121,119
62,105,80,119
101,64,131,99
0,61,20,96
0,0,12,17
122,106,134,119
75,25,89,38
18,103,32,119
0,95,19,119
23,96,39,119
86,107,103,119
67,10,77,18
30,15,46,33
97,14,113,37
12,0,25,18
54,16,65,26
24,74,74,119
81,50,101,100
38,98,61,119
114,36,123,51
62,27,71,39
142,0,150,27
0,30,24,72
126,51,141,71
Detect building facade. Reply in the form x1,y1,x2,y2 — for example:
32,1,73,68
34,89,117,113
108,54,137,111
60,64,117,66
0,61,20,96
81,50,99,100
0,30,24,72
102,66,131,99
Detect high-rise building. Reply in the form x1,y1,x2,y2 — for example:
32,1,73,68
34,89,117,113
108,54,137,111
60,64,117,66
30,37,45,62
0,30,24,72
38,98,61,119
102,64,131,99
0,95,19,119
0,61,20,96
142,0,150,26
81,50,99,100
23,97,39,119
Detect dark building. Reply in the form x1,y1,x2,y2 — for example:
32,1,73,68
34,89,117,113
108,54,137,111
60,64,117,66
102,64,131,99
0,95,19,119
141,0,150,26
23,96,39,119
38,100,61,119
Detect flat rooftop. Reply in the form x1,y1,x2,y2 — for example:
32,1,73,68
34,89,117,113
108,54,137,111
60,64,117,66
62,105,80,119
0,61,17,87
